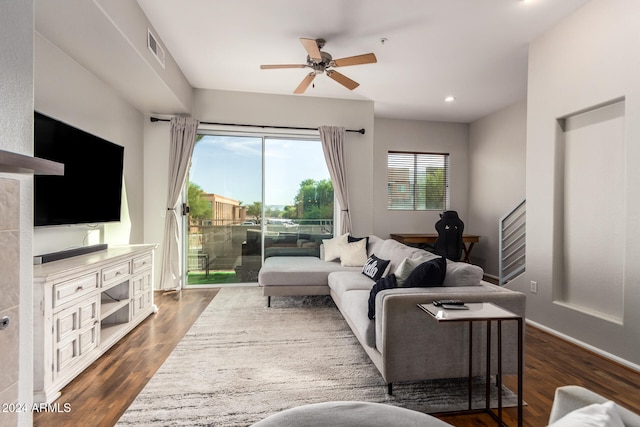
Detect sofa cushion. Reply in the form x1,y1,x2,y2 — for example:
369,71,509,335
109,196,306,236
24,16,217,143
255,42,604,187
340,238,368,267
362,254,391,281
402,257,447,288
376,239,434,274
328,271,375,295
339,289,377,348
259,256,358,287
366,235,385,258
443,260,484,287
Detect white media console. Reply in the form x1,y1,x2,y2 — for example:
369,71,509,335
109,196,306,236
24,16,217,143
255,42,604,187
33,244,157,403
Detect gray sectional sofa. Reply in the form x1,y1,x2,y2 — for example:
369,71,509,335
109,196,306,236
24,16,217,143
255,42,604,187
258,235,526,393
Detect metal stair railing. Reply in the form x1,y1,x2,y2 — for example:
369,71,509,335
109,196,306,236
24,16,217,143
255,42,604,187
499,199,526,286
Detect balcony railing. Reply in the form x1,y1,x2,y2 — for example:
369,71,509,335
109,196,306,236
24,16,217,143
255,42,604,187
187,219,333,284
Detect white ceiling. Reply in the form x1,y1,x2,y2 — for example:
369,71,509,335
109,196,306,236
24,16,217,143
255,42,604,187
34,0,592,123
136,0,592,122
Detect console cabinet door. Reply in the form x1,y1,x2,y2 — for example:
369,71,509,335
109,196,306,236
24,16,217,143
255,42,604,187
131,272,152,318
52,296,99,381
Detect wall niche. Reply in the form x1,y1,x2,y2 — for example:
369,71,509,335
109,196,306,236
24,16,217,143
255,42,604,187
554,98,625,324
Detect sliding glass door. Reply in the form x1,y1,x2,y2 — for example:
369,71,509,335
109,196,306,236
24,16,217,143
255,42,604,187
184,133,333,286
185,134,262,285
262,138,334,262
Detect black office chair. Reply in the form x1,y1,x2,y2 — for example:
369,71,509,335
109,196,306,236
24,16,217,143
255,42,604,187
433,210,464,261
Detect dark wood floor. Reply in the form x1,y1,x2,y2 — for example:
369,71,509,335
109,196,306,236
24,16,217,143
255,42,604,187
33,288,219,427
35,287,640,427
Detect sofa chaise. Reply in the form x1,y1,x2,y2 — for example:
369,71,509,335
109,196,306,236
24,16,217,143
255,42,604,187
258,234,526,393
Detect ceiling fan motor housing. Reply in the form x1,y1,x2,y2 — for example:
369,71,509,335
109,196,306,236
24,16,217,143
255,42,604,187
260,37,376,93
307,51,333,73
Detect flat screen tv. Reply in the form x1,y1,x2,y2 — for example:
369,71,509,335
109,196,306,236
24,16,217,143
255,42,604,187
34,111,125,227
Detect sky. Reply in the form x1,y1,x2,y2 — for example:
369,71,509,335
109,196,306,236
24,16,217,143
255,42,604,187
189,135,330,207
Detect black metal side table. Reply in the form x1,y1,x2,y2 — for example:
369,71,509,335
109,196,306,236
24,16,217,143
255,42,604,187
418,302,523,427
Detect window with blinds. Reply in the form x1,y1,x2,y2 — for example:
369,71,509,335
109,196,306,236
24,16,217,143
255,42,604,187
387,151,450,210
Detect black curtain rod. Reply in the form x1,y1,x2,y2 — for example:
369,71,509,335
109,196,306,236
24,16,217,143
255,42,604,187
149,116,365,134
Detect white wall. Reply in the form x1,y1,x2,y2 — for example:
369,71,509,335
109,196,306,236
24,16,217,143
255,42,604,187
144,89,375,288
93,0,193,114
520,0,640,367
373,118,470,239
468,100,527,275
0,1,34,425
33,33,145,254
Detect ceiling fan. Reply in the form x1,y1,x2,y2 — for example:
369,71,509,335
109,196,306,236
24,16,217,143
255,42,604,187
260,38,377,94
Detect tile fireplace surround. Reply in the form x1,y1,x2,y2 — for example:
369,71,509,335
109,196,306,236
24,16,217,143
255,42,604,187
0,178,20,422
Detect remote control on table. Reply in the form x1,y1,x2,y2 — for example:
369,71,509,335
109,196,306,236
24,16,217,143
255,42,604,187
433,300,465,307
441,304,470,310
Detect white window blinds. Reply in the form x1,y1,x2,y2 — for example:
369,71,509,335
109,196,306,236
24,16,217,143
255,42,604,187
387,151,450,210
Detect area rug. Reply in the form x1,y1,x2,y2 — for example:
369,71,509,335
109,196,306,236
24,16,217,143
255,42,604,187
117,287,519,426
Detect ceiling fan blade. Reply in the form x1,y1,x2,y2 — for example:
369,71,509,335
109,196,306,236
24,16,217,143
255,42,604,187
332,53,377,67
294,73,316,94
326,70,359,90
260,64,307,69
300,38,322,61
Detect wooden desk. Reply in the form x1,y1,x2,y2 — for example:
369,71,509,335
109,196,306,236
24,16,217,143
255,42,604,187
390,233,480,263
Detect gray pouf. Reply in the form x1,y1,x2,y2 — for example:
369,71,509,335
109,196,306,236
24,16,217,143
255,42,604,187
251,401,453,427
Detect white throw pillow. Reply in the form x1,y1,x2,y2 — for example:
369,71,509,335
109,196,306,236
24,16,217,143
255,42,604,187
548,401,624,427
322,233,348,261
340,238,368,267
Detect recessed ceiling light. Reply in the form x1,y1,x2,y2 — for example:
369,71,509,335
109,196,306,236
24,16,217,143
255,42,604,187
444,96,456,102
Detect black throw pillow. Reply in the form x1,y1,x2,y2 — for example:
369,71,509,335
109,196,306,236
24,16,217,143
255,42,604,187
362,254,390,281
403,256,447,288
367,274,398,320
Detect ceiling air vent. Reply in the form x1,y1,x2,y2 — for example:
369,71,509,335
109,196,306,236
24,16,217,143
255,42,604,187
147,29,166,69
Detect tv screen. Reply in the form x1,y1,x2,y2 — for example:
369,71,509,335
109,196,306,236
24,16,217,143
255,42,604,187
34,112,125,227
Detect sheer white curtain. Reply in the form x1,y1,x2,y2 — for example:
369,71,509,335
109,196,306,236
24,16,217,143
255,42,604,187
319,125,351,235
160,117,199,291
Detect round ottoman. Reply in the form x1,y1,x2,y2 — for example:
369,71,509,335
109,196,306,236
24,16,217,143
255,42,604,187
251,401,452,426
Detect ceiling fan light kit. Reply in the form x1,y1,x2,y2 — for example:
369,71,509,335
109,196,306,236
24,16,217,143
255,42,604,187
261,37,377,94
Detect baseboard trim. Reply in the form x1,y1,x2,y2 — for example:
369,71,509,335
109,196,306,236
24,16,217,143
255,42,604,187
526,319,640,373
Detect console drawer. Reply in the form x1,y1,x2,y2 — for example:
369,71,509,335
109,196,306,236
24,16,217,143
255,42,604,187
53,273,99,308
132,253,152,273
102,261,131,286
